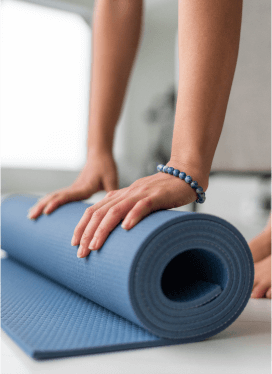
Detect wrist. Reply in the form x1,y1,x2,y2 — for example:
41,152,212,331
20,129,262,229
86,146,113,161
87,121,115,156
167,158,209,191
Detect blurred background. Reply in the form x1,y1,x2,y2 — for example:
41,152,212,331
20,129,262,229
1,0,271,242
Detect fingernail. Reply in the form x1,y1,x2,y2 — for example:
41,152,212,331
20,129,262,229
27,210,35,219
89,237,97,250
71,235,77,246
27,213,34,220
27,209,34,218
121,222,129,230
77,245,84,258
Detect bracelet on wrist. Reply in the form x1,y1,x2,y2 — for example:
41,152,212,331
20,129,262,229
157,164,206,204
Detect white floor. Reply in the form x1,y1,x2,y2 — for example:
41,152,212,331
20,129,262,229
1,299,271,374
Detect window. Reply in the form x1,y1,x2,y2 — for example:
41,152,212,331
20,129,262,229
1,0,91,170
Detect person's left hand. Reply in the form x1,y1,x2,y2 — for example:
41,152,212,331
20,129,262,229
71,165,208,258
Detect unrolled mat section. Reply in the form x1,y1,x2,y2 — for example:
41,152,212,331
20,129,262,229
1,194,254,359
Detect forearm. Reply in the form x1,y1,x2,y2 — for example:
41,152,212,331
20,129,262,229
171,0,243,187
88,0,143,155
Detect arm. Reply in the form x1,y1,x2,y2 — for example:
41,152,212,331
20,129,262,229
72,0,243,258
88,0,143,154
171,0,243,185
28,0,143,219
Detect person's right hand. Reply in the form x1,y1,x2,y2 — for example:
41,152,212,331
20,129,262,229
27,151,118,220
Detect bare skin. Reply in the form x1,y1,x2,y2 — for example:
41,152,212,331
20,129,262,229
251,255,271,299
28,0,142,218
28,151,118,217
249,215,271,263
250,215,271,299
28,0,243,260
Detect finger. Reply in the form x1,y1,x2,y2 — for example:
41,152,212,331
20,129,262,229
27,194,55,219
43,194,71,215
88,199,136,252
72,194,122,247
77,198,134,257
251,284,269,299
76,201,121,258
266,288,271,299
121,196,158,230
252,276,258,289
104,190,118,199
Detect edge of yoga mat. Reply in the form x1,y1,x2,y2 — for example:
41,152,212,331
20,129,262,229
1,259,253,360
1,194,254,359
2,257,207,360
2,321,203,361
1,254,253,360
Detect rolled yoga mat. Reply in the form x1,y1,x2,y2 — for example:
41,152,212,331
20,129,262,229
1,194,254,359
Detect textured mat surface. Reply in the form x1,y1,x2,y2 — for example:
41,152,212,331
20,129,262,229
1,194,254,359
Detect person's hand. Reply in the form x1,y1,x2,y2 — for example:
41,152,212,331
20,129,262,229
27,151,118,220
72,163,208,258
251,255,271,299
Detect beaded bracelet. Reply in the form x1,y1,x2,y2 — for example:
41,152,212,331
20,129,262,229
157,164,206,204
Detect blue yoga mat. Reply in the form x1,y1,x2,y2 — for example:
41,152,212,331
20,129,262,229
1,194,254,359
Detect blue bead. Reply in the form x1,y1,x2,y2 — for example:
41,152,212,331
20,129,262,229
157,164,164,172
179,172,186,180
198,196,206,204
196,193,206,204
196,187,203,194
173,169,180,177
190,181,198,189
163,165,168,173
167,167,174,175
185,175,192,184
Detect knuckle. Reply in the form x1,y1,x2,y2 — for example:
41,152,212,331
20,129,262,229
128,183,137,192
49,199,60,208
156,188,164,196
93,209,104,220
143,197,153,208
106,190,116,198
139,186,148,194
81,231,90,242
96,226,107,236
51,196,60,203
85,206,93,215
108,205,122,216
